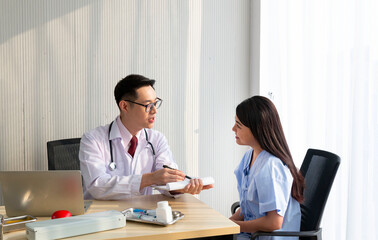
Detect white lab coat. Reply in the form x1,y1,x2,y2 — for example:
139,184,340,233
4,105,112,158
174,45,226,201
79,116,179,200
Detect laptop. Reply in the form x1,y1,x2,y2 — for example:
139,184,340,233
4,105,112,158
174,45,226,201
0,170,90,217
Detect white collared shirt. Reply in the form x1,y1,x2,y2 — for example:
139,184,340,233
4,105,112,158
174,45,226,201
79,116,179,200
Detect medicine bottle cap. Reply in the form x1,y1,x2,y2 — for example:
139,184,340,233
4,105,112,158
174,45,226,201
157,201,169,208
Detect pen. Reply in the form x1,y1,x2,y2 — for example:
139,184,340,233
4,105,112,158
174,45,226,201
163,165,192,179
133,209,156,216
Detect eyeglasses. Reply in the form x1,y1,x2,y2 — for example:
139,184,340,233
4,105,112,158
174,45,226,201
124,98,162,113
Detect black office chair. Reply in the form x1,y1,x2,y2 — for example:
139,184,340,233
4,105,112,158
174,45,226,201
47,138,81,170
231,148,341,240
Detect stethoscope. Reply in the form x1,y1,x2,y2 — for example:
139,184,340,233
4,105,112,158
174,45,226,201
108,121,156,171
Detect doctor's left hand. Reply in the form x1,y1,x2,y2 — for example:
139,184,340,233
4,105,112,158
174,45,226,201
173,179,214,195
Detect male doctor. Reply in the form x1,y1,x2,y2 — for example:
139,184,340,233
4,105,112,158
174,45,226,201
79,74,212,200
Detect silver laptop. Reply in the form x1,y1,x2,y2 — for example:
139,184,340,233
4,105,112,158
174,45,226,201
0,170,90,217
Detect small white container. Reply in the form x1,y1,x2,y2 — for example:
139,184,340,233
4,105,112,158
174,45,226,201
155,201,173,223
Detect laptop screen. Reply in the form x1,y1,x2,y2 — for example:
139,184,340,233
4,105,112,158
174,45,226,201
0,171,85,217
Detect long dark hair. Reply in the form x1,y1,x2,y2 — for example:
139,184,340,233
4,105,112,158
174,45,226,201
236,96,305,203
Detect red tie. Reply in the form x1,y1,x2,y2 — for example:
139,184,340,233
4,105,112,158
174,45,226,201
128,136,138,157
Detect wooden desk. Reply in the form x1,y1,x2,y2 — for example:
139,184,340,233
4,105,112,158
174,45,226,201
1,194,239,239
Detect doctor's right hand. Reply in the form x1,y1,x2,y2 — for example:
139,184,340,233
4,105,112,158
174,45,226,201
140,168,186,190
152,168,186,185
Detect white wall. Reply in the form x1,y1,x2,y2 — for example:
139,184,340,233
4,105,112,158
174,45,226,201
0,0,251,216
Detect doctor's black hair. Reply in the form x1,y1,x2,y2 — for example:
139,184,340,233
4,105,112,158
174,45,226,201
236,95,305,203
114,74,155,108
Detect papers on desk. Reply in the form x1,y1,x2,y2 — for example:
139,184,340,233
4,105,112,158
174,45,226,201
153,177,215,191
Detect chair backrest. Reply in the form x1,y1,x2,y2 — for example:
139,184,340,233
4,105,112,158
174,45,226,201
299,148,340,231
47,138,81,170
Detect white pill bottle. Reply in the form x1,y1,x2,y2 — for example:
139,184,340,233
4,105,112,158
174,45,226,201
156,201,173,223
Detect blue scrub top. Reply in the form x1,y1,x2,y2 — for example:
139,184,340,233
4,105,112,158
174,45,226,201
234,149,301,240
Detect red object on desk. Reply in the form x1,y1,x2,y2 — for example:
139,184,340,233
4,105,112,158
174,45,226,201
51,210,72,219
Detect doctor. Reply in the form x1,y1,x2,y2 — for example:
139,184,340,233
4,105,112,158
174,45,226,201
79,74,212,200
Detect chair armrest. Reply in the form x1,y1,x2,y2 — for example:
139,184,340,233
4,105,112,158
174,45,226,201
251,228,322,239
231,201,240,214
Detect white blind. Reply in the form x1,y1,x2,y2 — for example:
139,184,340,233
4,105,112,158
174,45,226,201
0,0,251,217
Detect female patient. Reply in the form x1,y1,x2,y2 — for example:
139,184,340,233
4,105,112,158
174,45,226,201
230,96,305,240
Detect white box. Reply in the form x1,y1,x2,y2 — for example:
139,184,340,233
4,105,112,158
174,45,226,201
25,210,126,240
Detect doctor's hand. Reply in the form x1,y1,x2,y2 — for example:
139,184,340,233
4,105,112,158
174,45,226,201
173,179,214,195
140,168,186,190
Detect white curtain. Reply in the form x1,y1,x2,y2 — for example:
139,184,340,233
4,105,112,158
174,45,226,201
259,0,378,239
